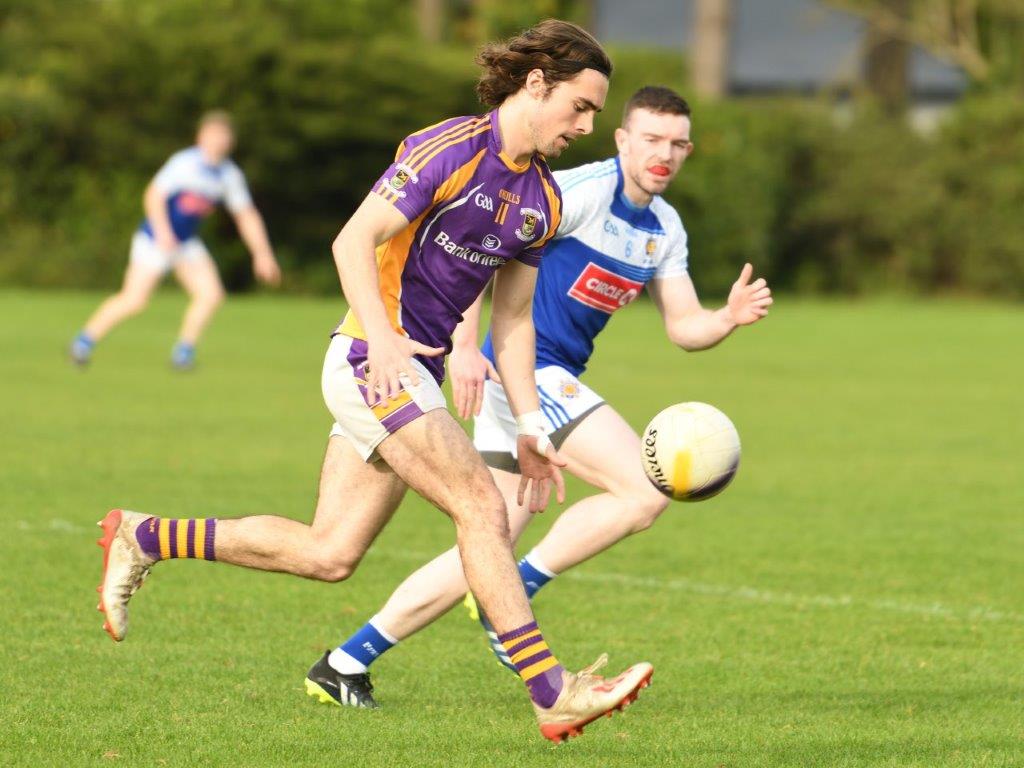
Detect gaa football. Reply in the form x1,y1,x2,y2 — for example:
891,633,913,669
641,402,741,501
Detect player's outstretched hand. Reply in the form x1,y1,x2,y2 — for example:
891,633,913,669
254,253,282,287
727,263,773,325
449,345,501,420
365,332,444,406
516,435,567,514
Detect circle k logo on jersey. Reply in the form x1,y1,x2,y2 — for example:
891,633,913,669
177,192,216,216
567,262,643,315
482,234,502,251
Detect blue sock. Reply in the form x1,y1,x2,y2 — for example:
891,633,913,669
329,616,397,673
171,341,196,368
518,551,556,599
75,331,95,349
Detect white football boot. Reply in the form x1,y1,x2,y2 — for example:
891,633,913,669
534,654,653,743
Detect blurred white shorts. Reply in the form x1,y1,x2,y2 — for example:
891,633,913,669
129,231,211,275
322,334,447,462
473,365,605,473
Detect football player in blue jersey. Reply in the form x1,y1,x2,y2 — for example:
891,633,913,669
309,86,773,688
70,111,280,370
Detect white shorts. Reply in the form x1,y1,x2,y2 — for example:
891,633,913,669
322,334,447,462
129,231,212,275
473,365,605,472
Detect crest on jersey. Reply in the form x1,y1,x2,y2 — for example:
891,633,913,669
386,163,418,198
516,207,543,242
559,379,581,400
646,237,657,256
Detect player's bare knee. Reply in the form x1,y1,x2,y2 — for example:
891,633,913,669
304,538,359,582
450,487,509,540
198,289,225,310
448,476,504,518
309,556,355,583
624,490,670,533
119,292,150,316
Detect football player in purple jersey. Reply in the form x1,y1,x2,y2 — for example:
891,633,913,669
95,21,653,743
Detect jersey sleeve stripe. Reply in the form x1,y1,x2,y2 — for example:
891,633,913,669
403,114,470,142
376,181,396,203
410,122,491,174
402,117,482,169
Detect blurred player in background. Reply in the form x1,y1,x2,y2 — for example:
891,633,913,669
329,85,773,681
69,111,280,370
95,21,654,743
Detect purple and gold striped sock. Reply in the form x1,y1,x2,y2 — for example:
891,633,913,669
498,621,565,709
134,517,217,561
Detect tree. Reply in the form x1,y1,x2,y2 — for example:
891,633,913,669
863,0,910,113
691,0,732,99
825,0,1024,89
416,0,444,44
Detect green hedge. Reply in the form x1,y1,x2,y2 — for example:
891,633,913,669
2,0,1022,298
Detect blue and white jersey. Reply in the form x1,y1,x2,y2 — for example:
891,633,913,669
483,157,689,376
139,147,252,241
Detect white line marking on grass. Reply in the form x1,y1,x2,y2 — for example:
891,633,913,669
562,571,1024,626
15,518,91,534
368,546,1024,626
16,522,1022,626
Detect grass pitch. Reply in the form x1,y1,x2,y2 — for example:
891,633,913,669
1,289,1021,767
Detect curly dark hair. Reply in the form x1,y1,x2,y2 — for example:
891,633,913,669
476,19,612,108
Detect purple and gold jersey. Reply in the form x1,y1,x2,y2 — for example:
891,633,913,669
335,110,562,384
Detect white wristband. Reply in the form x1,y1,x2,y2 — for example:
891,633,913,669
516,410,551,455
516,410,546,436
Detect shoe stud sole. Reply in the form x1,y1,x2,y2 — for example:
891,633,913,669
96,509,125,643
304,679,341,707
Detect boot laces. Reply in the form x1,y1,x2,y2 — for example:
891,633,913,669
578,653,609,682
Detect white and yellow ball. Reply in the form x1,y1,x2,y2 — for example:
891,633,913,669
641,402,741,501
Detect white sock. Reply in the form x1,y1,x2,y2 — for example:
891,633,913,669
327,648,367,675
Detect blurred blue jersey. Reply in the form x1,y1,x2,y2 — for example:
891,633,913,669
139,147,252,241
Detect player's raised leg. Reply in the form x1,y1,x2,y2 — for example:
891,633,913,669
72,259,163,365
168,244,225,369
463,403,669,668
96,435,407,642
372,407,653,741
528,403,669,573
